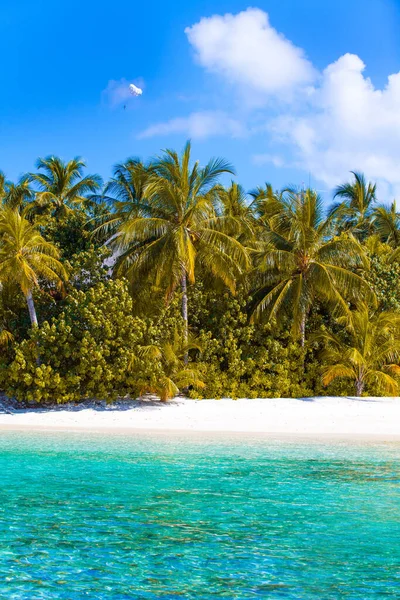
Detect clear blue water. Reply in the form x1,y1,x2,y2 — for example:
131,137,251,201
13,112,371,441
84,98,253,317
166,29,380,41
0,432,399,599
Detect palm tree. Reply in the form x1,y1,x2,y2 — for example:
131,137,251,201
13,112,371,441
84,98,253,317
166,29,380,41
249,182,279,205
331,171,376,238
29,156,102,219
110,142,249,350
92,158,153,241
217,182,255,242
0,171,34,210
0,209,68,326
251,188,374,345
248,184,290,246
372,201,400,248
320,304,400,396
0,172,6,199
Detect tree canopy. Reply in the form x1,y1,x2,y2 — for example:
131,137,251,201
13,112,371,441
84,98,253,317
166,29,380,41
0,146,399,402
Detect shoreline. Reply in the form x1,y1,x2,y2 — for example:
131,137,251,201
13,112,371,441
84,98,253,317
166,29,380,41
0,396,400,440
1,424,400,444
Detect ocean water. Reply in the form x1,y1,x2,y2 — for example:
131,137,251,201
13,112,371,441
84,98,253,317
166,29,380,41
0,433,399,599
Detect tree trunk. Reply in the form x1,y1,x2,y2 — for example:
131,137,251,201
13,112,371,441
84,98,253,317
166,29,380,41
25,290,38,328
25,290,41,366
355,379,364,397
300,313,306,348
181,272,188,365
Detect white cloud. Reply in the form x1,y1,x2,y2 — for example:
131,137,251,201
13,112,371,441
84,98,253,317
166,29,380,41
183,8,400,197
185,8,315,100
102,78,144,107
138,111,246,140
131,8,400,196
272,53,400,195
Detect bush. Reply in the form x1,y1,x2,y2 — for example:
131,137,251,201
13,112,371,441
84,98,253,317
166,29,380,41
41,210,94,259
187,288,311,398
366,254,400,312
1,277,369,404
185,285,358,399
1,280,165,403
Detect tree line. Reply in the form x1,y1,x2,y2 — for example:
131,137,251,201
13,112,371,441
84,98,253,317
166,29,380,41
1,142,400,402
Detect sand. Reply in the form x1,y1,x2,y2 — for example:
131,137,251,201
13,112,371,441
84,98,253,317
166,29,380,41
0,396,399,438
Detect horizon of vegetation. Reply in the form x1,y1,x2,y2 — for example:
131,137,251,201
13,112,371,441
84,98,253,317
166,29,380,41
0,141,400,403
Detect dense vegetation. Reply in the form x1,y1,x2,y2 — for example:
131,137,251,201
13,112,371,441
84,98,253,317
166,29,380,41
1,145,400,403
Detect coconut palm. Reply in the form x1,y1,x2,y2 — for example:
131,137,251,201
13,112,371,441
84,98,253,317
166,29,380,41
216,182,255,241
28,156,102,219
372,201,400,248
110,142,250,349
0,172,6,199
0,209,68,326
92,158,153,241
249,183,284,222
251,188,374,345
331,171,376,238
0,171,34,210
320,304,400,396
249,182,279,205
5,178,35,211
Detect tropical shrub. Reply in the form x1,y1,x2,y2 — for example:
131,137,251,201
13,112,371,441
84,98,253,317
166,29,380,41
1,280,163,403
188,287,310,398
66,245,111,291
40,210,93,259
365,252,400,313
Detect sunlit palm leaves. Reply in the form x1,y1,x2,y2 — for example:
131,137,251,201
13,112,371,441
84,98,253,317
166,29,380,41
372,201,400,248
0,209,68,326
0,171,34,210
137,329,204,400
92,158,153,242
29,156,102,219
319,304,400,395
217,182,255,242
331,171,376,238
251,188,374,344
109,142,250,341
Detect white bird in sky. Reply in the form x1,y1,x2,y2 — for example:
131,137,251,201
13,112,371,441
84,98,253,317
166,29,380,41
129,83,143,96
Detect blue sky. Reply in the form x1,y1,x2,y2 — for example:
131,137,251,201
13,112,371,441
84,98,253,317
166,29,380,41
1,0,400,200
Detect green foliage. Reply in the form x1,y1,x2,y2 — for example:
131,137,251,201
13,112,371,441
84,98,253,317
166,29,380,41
365,252,400,312
66,245,111,291
40,211,93,260
318,304,400,396
0,209,68,327
28,156,102,219
188,287,310,399
250,188,373,342
0,282,31,341
0,152,399,403
106,142,249,346
138,329,205,400
331,171,376,238
1,281,164,403
184,285,361,399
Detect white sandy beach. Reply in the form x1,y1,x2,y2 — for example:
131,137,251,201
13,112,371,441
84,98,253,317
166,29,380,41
0,396,400,438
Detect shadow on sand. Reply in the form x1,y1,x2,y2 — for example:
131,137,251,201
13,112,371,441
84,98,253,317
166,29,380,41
0,395,180,415
0,394,389,416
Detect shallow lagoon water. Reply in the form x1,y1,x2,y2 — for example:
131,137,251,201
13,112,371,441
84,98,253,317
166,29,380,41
0,432,399,599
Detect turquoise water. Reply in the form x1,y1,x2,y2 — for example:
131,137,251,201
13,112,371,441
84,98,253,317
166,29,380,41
0,433,399,598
